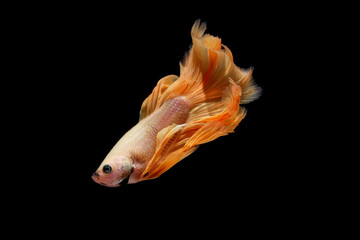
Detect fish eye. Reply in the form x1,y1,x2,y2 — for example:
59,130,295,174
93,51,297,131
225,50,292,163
103,164,112,173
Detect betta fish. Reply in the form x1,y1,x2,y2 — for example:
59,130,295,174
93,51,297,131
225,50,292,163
92,20,261,187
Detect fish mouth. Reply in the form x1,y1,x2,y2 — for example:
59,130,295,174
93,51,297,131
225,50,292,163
91,172,99,182
91,168,133,187
91,172,128,187
91,172,113,187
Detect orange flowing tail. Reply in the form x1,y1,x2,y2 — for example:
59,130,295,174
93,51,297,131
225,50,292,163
139,20,261,180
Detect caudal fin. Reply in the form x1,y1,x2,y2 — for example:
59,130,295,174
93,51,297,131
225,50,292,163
139,20,261,181
182,19,261,105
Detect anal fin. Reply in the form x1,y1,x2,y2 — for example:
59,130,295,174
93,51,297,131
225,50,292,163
141,123,194,180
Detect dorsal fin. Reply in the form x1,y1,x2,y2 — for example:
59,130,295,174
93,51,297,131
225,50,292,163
139,75,178,121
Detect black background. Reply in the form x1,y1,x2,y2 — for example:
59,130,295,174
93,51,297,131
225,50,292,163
11,2,338,237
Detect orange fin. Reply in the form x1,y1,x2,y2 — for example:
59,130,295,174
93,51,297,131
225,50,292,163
140,80,246,181
140,123,197,180
184,80,246,150
137,20,260,181
139,75,178,121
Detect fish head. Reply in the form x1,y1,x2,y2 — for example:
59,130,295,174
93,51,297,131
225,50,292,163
92,155,133,187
